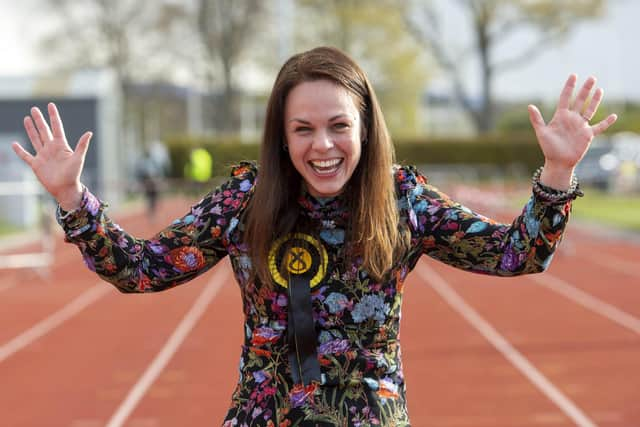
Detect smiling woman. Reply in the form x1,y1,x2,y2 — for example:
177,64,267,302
11,46,618,426
284,80,363,198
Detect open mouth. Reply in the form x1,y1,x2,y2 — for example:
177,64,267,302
309,158,343,174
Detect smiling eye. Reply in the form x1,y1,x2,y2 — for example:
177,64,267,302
333,123,349,130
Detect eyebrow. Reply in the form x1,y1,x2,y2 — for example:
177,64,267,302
288,114,354,124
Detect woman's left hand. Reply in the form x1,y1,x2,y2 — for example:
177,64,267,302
527,74,617,189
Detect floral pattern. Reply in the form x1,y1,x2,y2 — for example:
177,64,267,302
57,162,573,426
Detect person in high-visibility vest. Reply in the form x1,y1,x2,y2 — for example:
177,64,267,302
184,147,212,183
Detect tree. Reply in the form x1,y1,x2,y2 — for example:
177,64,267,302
405,0,606,133
36,0,194,145
295,0,431,138
38,1,188,89
196,0,266,133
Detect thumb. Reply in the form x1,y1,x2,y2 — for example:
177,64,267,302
74,131,92,160
527,104,545,132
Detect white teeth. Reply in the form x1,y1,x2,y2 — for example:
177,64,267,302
311,159,341,168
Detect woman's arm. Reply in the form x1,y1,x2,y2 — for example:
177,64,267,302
57,163,256,292
399,166,572,275
12,102,256,292
400,74,617,276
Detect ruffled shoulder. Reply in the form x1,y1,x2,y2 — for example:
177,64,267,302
220,161,258,210
229,161,258,181
393,164,428,195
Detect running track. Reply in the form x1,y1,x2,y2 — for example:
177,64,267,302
1,195,638,427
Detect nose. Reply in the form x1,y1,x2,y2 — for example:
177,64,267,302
311,130,334,152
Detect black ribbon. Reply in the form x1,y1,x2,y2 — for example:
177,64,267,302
287,258,321,386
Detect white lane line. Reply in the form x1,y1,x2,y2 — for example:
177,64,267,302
105,262,230,427
529,273,640,336
416,262,597,427
0,284,111,364
580,252,640,279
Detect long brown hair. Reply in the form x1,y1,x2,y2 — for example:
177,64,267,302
245,46,408,286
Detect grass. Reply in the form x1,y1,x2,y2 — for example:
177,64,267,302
571,187,640,232
511,186,640,232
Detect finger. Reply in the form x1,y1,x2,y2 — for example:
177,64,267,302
527,104,546,132
74,131,93,159
571,76,596,112
11,142,35,167
24,116,44,152
591,114,618,136
582,87,603,121
48,102,66,139
558,74,578,110
30,106,54,142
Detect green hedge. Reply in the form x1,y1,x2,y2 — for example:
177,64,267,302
165,133,543,178
395,133,543,173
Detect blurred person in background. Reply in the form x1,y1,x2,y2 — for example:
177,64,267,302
11,46,617,426
134,141,171,221
135,147,162,221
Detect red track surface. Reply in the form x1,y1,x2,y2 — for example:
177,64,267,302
1,196,638,427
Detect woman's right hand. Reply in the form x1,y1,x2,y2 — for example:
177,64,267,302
11,102,92,211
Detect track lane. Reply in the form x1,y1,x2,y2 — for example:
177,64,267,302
424,258,640,426
0,196,209,426
3,192,639,426
0,275,210,427
122,259,243,426
545,253,640,320
106,260,231,427
0,197,195,346
401,262,580,427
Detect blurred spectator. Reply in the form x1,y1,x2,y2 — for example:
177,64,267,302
135,146,166,220
148,140,171,178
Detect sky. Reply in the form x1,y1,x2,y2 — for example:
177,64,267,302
0,0,639,102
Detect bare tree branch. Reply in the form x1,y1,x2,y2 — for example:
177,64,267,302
405,0,605,133
492,29,566,73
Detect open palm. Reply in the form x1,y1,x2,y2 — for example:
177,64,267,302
12,103,92,208
528,74,617,170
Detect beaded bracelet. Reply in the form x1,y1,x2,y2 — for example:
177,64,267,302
531,166,584,203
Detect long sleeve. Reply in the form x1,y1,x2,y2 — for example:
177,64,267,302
396,165,572,276
57,162,257,293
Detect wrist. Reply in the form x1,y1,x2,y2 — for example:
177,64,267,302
56,183,84,212
532,166,583,203
540,162,575,191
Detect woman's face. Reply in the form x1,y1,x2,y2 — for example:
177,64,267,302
284,79,363,198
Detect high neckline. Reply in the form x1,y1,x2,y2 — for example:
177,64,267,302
297,188,349,223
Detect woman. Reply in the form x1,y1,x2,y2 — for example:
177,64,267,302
12,47,617,426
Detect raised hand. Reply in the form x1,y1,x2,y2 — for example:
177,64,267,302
11,103,92,211
527,74,617,190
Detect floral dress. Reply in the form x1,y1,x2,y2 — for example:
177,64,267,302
57,162,574,426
